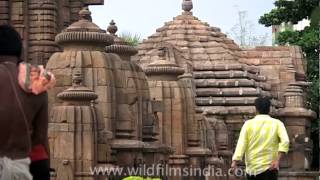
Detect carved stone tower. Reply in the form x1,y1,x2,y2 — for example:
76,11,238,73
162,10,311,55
49,71,98,179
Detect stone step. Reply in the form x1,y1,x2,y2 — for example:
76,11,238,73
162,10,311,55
196,106,256,115
194,79,271,90
196,87,272,97
196,97,257,106
193,64,260,74
193,70,267,81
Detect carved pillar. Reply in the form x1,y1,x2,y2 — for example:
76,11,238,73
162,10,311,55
28,0,59,65
178,73,200,148
0,0,9,24
179,74,214,180
106,20,145,140
9,0,30,61
145,57,189,180
104,21,154,169
278,82,316,171
49,71,98,180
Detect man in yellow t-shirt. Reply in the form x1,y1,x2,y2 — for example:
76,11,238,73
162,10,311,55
231,97,290,180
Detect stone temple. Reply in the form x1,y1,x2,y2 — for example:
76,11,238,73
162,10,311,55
0,0,318,179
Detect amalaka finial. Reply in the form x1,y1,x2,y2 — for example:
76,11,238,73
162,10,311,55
182,0,193,12
107,20,118,35
79,6,92,21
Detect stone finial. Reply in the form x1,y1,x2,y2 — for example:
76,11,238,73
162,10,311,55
79,6,92,21
55,7,114,46
182,0,193,12
105,20,138,56
57,70,98,102
107,20,118,36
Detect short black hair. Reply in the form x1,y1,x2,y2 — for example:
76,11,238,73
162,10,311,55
255,97,271,114
0,25,22,58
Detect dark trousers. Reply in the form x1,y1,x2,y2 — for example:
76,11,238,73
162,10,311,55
246,170,278,180
30,159,50,180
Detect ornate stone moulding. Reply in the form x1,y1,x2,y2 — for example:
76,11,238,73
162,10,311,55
57,87,98,102
110,139,145,150
145,60,185,76
106,45,138,55
105,20,138,56
57,72,98,102
278,108,317,118
277,82,317,118
55,7,114,46
29,3,57,10
143,144,174,154
185,147,211,156
193,63,261,74
196,106,256,115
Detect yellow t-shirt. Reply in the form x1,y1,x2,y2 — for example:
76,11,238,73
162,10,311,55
232,114,290,175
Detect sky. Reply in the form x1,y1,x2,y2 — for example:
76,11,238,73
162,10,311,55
90,0,275,44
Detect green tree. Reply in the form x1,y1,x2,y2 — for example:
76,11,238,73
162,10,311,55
259,0,320,169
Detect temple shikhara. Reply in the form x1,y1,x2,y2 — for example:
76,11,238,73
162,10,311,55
0,0,318,179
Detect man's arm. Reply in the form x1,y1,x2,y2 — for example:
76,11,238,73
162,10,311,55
270,121,290,170
231,122,248,169
269,152,285,170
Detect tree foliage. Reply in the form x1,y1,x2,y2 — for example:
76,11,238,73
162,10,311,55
260,0,319,169
259,0,319,26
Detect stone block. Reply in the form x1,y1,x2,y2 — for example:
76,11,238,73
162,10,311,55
280,58,293,65
89,51,108,68
206,47,226,54
97,144,108,162
149,87,163,99
261,58,281,65
0,1,9,6
239,58,261,65
53,132,74,159
245,50,263,58
163,87,173,99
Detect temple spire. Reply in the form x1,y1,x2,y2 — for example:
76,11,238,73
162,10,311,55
182,0,193,12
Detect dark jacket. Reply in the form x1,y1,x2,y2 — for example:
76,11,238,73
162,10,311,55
0,56,48,160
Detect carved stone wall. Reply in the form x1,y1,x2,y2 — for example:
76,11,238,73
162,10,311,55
240,46,306,102
0,0,103,65
47,8,117,167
